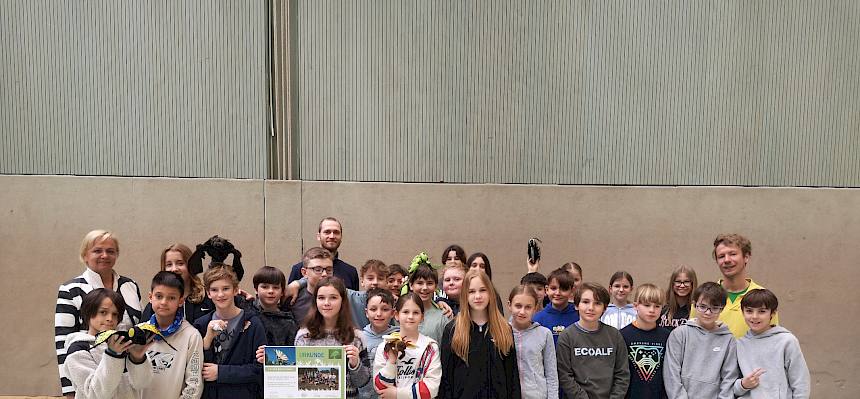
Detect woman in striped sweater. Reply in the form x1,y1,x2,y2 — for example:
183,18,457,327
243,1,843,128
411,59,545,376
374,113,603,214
55,230,142,398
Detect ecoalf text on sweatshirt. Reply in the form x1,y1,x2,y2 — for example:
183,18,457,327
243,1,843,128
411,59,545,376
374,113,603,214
557,322,630,399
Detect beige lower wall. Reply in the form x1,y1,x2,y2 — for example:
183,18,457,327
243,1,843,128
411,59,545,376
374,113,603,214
1,175,857,397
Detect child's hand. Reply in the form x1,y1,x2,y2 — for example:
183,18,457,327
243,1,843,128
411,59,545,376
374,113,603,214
127,336,155,363
202,363,219,381
107,334,132,354
255,345,266,364
741,368,766,390
527,258,540,273
377,386,397,399
284,281,302,305
438,301,453,318
344,345,360,369
206,320,228,338
237,288,255,302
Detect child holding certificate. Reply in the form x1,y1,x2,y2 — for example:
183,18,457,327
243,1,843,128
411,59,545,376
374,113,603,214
372,292,442,399
294,277,371,398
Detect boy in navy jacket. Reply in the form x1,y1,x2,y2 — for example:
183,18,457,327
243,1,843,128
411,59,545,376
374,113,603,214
194,263,266,399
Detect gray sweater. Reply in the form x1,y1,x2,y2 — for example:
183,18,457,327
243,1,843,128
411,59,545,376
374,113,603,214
511,322,559,399
663,318,739,399
733,326,810,399
557,322,630,399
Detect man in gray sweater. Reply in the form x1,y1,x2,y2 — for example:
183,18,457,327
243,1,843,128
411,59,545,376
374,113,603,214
557,282,630,399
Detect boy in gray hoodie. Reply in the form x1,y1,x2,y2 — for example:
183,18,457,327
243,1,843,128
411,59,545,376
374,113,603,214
733,289,810,399
663,282,739,399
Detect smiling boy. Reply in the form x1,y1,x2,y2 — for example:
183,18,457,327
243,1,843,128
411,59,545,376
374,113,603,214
663,282,739,399
534,268,580,344
557,282,630,399
733,289,810,399
194,264,266,399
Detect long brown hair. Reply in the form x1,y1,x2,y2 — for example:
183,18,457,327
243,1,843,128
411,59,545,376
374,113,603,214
665,265,698,320
451,269,513,364
305,277,356,345
161,244,205,304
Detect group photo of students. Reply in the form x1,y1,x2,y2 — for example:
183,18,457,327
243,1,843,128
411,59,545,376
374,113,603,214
54,218,811,399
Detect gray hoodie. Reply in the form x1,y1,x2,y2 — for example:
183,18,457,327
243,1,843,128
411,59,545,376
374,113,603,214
663,318,739,399
359,324,400,399
511,321,559,399
733,326,810,399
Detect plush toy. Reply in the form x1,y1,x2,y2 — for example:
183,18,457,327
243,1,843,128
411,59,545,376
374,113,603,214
188,235,244,281
93,322,176,351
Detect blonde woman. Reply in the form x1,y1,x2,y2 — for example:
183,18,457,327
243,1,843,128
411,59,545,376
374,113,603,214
55,230,142,398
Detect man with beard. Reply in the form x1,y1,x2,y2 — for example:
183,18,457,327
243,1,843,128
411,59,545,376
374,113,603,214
287,217,359,290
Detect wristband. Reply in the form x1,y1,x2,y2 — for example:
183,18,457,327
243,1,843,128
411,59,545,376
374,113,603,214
105,347,126,359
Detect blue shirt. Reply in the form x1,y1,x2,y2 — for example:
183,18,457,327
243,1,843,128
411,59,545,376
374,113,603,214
533,303,580,345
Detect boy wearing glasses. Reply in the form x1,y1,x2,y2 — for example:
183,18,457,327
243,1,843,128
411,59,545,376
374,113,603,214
291,247,334,325
663,282,740,399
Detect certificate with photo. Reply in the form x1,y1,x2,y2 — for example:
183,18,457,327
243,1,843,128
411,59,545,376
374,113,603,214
264,346,347,399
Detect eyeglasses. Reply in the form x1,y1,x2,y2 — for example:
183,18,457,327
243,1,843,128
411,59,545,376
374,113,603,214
695,303,724,314
673,280,692,286
308,266,333,275
91,248,118,256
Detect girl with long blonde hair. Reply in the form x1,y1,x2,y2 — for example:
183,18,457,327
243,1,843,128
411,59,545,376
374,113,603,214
439,269,521,399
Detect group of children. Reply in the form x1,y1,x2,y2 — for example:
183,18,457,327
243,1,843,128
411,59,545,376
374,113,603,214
59,241,810,399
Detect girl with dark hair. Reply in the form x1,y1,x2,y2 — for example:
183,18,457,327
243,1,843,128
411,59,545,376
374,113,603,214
440,270,521,399
295,277,370,398
467,252,492,279
442,245,467,268
372,293,442,399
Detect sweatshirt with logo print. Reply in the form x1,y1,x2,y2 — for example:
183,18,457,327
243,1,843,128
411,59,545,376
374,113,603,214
557,322,630,399
662,318,739,399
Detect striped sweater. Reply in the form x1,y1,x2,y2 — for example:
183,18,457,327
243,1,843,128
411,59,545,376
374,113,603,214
55,267,142,395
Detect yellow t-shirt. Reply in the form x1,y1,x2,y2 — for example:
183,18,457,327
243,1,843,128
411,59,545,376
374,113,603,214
689,279,779,338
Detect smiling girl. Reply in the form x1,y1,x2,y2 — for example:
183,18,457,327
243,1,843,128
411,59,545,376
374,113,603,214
440,270,520,399
509,285,558,399
372,292,442,399
660,265,698,330
142,244,210,323
294,277,370,398
600,271,637,330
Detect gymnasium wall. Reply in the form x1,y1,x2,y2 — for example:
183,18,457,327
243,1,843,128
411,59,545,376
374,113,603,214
0,174,857,397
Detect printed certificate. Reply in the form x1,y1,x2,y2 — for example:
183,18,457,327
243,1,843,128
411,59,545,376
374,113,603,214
264,346,347,399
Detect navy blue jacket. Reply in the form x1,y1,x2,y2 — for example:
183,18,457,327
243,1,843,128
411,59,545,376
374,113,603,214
287,255,359,291
193,310,266,399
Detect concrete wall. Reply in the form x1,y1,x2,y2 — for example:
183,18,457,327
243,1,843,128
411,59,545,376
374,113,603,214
1,174,858,397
